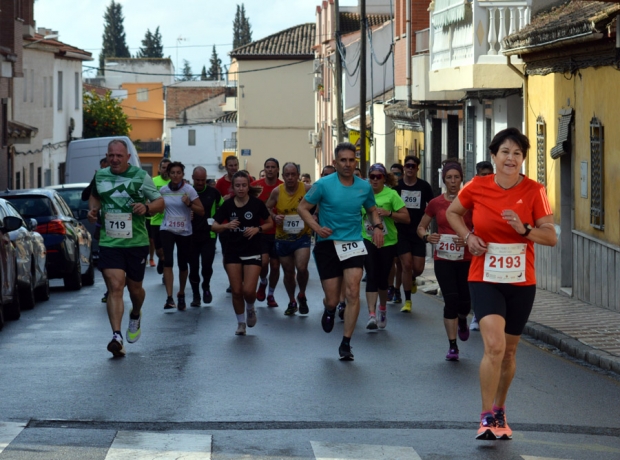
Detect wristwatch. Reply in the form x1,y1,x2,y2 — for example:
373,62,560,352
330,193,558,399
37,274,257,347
372,223,384,231
258,226,263,233
519,223,533,237
144,204,150,216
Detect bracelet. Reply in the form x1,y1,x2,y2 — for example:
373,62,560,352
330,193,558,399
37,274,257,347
389,210,393,217
423,234,428,243
144,204,150,216
463,231,473,245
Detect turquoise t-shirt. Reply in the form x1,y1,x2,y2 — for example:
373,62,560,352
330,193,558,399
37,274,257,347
304,173,376,242
361,186,406,247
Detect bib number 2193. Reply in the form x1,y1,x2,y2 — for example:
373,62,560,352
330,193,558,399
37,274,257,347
483,243,526,283
334,240,367,261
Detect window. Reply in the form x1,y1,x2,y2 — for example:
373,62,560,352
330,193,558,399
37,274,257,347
590,117,604,230
188,129,196,146
49,77,53,107
30,69,34,103
74,72,80,109
137,88,149,102
57,71,63,111
23,69,28,102
29,163,34,188
536,116,546,186
37,167,42,188
16,171,21,190
43,76,47,107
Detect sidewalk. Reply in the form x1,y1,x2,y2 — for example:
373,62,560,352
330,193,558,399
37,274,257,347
417,258,620,375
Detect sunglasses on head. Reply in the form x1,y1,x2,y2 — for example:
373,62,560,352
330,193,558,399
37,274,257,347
404,163,418,169
369,174,384,180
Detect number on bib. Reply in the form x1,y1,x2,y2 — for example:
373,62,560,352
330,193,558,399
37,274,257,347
283,214,304,234
401,190,421,209
105,212,133,239
483,243,527,283
165,216,187,234
436,234,464,261
334,240,368,261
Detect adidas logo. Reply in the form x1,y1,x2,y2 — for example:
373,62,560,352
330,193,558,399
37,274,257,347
516,199,523,204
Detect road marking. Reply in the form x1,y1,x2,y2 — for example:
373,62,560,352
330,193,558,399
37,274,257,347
0,422,26,454
48,310,65,315
38,316,55,321
26,324,44,330
105,431,212,459
311,441,422,460
522,456,573,460
13,333,35,340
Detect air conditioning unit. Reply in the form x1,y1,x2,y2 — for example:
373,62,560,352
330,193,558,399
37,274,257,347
313,75,323,92
310,132,321,148
313,59,322,74
308,130,315,144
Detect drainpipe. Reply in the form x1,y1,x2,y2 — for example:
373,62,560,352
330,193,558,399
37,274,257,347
406,0,412,108
506,55,528,172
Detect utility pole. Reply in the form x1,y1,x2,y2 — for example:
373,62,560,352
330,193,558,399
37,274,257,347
334,0,344,143
359,0,367,177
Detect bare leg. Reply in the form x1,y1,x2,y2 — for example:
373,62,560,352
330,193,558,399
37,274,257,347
342,267,363,338
102,269,127,331
478,314,508,412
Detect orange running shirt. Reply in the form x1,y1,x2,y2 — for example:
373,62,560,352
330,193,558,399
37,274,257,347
251,178,283,235
458,174,552,285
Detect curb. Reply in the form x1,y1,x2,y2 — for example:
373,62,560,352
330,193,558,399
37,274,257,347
523,322,620,374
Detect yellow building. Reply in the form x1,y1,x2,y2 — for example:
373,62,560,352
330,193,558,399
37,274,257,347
504,1,620,312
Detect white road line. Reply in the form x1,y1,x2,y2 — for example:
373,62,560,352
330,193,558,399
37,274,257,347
13,333,35,340
38,316,55,321
311,441,422,460
0,422,26,454
105,431,212,460
26,324,44,330
522,456,573,460
48,310,65,315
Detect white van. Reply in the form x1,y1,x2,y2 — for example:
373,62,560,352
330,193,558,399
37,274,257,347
65,136,141,184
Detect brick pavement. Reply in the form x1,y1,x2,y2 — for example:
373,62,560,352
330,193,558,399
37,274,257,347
417,258,620,375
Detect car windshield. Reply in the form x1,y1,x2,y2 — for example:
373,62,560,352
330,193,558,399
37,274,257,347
55,188,89,214
6,196,54,219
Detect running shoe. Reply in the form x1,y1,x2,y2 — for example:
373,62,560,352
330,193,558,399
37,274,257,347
256,282,267,302
226,285,232,293
458,317,470,341
149,259,156,267
203,290,213,304
338,343,354,361
297,295,309,314
321,307,336,333
400,300,412,312
470,315,480,331
337,301,346,320
393,290,402,303
377,308,387,329
246,307,257,327
190,294,201,307
411,284,418,294
445,347,459,361
267,295,279,308
493,408,512,440
476,414,497,441
126,311,142,343
387,286,395,302
284,301,298,316
177,293,187,311
107,333,126,357
235,322,247,336
164,296,176,311
157,259,164,274
101,291,108,303
366,316,378,330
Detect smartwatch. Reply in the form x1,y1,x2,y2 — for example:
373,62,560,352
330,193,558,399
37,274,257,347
519,223,533,237
258,226,263,233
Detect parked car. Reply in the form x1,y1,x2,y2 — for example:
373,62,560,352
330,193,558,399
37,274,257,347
47,183,99,262
0,189,94,291
0,199,49,309
0,215,23,329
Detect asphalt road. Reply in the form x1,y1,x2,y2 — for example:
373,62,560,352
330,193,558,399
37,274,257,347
0,250,619,459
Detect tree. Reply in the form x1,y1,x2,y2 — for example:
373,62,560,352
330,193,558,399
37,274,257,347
200,65,208,81
207,46,222,80
83,90,131,139
137,26,164,58
181,60,194,81
233,3,253,49
99,0,131,74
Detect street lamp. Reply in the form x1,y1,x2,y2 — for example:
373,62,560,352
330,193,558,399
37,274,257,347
24,33,59,48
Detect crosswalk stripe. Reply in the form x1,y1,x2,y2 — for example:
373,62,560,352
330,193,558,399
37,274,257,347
311,441,422,460
105,431,212,460
0,422,26,454
521,456,572,460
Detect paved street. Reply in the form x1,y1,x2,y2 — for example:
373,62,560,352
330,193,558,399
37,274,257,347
0,251,619,459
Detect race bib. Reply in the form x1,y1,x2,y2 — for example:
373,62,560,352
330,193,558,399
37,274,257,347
364,217,388,235
401,190,421,209
165,216,187,234
436,234,464,261
283,214,304,234
334,240,368,261
105,212,132,239
483,243,527,283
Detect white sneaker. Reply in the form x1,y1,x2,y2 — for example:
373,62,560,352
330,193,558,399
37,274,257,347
470,315,480,331
246,308,257,327
235,322,247,335
377,308,387,329
107,333,126,357
366,316,378,330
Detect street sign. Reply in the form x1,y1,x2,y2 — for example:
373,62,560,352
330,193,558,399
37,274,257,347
241,149,251,156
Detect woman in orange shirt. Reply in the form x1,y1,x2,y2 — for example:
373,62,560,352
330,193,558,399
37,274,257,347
446,128,557,441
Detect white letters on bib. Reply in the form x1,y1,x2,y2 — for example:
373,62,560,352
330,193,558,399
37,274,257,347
105,212,132,239
334,240,367,261
401,190,421,209
436,234,464,261
165,216,187,234
283,214,304,234
483,243,526,283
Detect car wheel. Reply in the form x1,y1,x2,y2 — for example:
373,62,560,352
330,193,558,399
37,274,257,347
35,276,50,302
4,278,22,321
82,254,95,286
63,247,83,291
19,265,36,311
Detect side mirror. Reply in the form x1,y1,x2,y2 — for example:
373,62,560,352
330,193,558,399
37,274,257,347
2,216,23,233
78,209,89,219
28,218,38,231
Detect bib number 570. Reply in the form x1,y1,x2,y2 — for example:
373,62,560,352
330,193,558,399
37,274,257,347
340,242,358,252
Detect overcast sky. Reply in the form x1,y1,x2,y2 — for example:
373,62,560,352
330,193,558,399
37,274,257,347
34,0,359,78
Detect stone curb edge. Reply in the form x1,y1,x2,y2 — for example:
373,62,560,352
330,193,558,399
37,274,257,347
523,321,620,375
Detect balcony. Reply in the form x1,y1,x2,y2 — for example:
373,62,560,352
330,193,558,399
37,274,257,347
223,138,237,152
429,0,528,92
135,140,163,154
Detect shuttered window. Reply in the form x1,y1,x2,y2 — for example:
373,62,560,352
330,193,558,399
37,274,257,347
590,117,604,230
536,116,546,186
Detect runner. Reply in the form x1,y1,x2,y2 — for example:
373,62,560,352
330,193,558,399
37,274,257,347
298,142,384,361
188,166,222,306
215,156,239,293
212,171,274,336
251,158,283,307
301,173,312,185
417,160,473,360
361,164,409,330
159,162,204,311
87,139,164,357
150,158,171,276
265,162,312,316
446,128,557,440
387,163,404,303
393,155,435,312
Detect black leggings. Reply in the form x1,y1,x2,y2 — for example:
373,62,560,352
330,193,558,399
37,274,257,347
363,239,396,293
434,259,471,319
189,237,217,291
160,230,191,271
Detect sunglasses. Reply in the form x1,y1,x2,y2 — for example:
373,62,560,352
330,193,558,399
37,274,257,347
404,163,418,169
369,174,384,180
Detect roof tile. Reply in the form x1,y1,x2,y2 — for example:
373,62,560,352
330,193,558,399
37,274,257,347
230,23,315,58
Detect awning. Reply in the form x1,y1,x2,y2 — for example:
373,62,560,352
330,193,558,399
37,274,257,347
7,120,38,139
431,0,468,28
550,109,573,159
